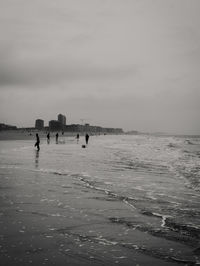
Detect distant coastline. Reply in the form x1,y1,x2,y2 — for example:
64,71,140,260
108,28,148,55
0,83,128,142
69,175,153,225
0,121,123,135
0,129,124,141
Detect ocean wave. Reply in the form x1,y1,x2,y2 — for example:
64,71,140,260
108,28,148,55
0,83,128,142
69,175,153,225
35,168,70,176
56,225,198,265
73,174,138,210
185,140,195,145
109,217,199,248
111,159,170,176
164,218,200,239
167,143,180,149
140,210,171,227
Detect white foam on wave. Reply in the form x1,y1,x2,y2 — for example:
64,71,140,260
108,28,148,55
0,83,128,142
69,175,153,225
0,165,20,169
32,168,71,176
152,212,172,227
78,174,137,210
95,236,118,246
123,198,136,210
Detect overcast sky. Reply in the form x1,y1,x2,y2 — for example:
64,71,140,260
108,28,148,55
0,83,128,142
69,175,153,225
0,0,199,134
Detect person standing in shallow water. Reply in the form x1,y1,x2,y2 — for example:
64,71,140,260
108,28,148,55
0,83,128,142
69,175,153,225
47,132,50,144
56,133,59,143
34,133,40,151
76,133,79,143
85,133,89,145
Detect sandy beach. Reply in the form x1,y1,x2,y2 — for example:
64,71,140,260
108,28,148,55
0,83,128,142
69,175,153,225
0,135,199,266
0,169,185,266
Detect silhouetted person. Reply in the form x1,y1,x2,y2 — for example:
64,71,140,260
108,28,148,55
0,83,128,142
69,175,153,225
76,133,79,143
47,132,50,144
85,133,89,145
62,131,64,135
34,133,40,151
56,133,59,143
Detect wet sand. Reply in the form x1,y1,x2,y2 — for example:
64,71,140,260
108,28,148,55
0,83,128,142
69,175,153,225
0,165,198,266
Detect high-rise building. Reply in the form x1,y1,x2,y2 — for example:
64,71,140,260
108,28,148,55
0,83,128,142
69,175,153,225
58,114,66,126
35,119,44,130
49,120,62,131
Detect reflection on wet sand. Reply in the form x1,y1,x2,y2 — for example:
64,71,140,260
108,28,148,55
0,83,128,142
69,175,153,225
35,150,39,168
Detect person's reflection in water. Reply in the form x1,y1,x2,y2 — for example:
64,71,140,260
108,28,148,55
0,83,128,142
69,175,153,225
35,150,39,168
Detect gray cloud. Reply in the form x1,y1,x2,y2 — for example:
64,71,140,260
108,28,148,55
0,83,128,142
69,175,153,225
0,40,139,88
0,0,200,133
0,60,138,88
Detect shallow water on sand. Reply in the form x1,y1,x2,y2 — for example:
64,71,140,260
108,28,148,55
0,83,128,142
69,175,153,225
0,134,200,265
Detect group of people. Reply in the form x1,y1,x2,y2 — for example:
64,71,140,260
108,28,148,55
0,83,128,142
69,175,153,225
34,132,90,151
76,133,89,144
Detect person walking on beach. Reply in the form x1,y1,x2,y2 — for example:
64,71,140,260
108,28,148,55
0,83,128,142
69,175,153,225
85,133,89,145
34,133,40,151
47,132,50,144
76,133,79,143
56,133,59,143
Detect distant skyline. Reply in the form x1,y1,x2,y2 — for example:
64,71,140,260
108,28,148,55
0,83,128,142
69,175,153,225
0,0,200,134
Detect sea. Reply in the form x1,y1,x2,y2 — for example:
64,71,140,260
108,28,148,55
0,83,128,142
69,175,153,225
0,134,200,265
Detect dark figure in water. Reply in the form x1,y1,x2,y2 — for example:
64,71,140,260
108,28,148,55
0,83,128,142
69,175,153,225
85,133,89,145
56,133,59,143
76,133,79,143
34,133,40,151
47,132,50,144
